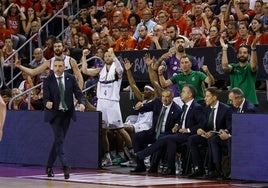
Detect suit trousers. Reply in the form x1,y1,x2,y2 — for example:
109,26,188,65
188,135,208,168
165,133,191,170
207,135,228,168
47,111,71,168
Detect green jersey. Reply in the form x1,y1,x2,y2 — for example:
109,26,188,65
230,62,258,105
170,71,207,102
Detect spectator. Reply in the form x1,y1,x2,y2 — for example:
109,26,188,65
133,8,157,41
2,38,19,86
226,21,240,47
43,35,56,60
134,25,152,50
167,6,188,35
10,88,34,110
14,0,33,13
116,2,131,22
114,25,136,51
206,25,221,47
72,17,93,44
189,27,207,48
185,14,196,38
233,21,254,51
202,6,218,33
78,33,91,49
251,18,268,44
90,32,101,54
253,0,264,19
149,24,168,50
0,88,12,107
22,6,41,35
34,0,53,25
3,3,27,50
225,0,255,23
127,13,140,36
260,2,268,31
156,10,170,34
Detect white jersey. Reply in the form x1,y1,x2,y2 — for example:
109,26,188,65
49,56,72,71
97,63,122,101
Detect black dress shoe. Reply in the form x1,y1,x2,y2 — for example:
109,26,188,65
161,167,175,175
63,166,70,179
147,165,158,174
188,169,204,177
206,170,222,178
46,167,54,177
130,165,146,173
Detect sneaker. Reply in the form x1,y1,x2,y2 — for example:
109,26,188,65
124,147,136,160
120,160,137,167
112,155,126,165
102,157,112,167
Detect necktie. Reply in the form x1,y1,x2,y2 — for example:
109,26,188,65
208,108,215,130
180,104,188,127
57,76,67,109
237,107,241,113
155,106,167,139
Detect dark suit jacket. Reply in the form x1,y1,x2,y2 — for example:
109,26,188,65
205,102,232,133
137,97,182,134
43,72,85,122
231,99,257,113
184,100,207,134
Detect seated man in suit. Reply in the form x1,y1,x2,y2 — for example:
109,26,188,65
131,88,182,173
207,87,257,178
228,87,257,113
132,84,206,175
188,87,232,177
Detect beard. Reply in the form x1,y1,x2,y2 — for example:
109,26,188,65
54,50,63,56
237,56,248,63
177,46,184,53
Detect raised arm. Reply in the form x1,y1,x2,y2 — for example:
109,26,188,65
15,59,50,76
144,53,163,97
123,58,143,101
81,49,101,77
158,65,173,88
202,65,215,85
220,36,233,72
250,35,259,72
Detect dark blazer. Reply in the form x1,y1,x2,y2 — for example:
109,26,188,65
231,99,257,113
184,100,207,134
205,102,232,133
43,72,85,122
137,97,182,134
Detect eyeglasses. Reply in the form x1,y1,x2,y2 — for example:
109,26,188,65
238,2,248,5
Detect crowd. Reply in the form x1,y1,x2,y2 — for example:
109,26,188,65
0,0,266,180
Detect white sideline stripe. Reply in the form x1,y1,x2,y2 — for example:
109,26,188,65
19,173,212,186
